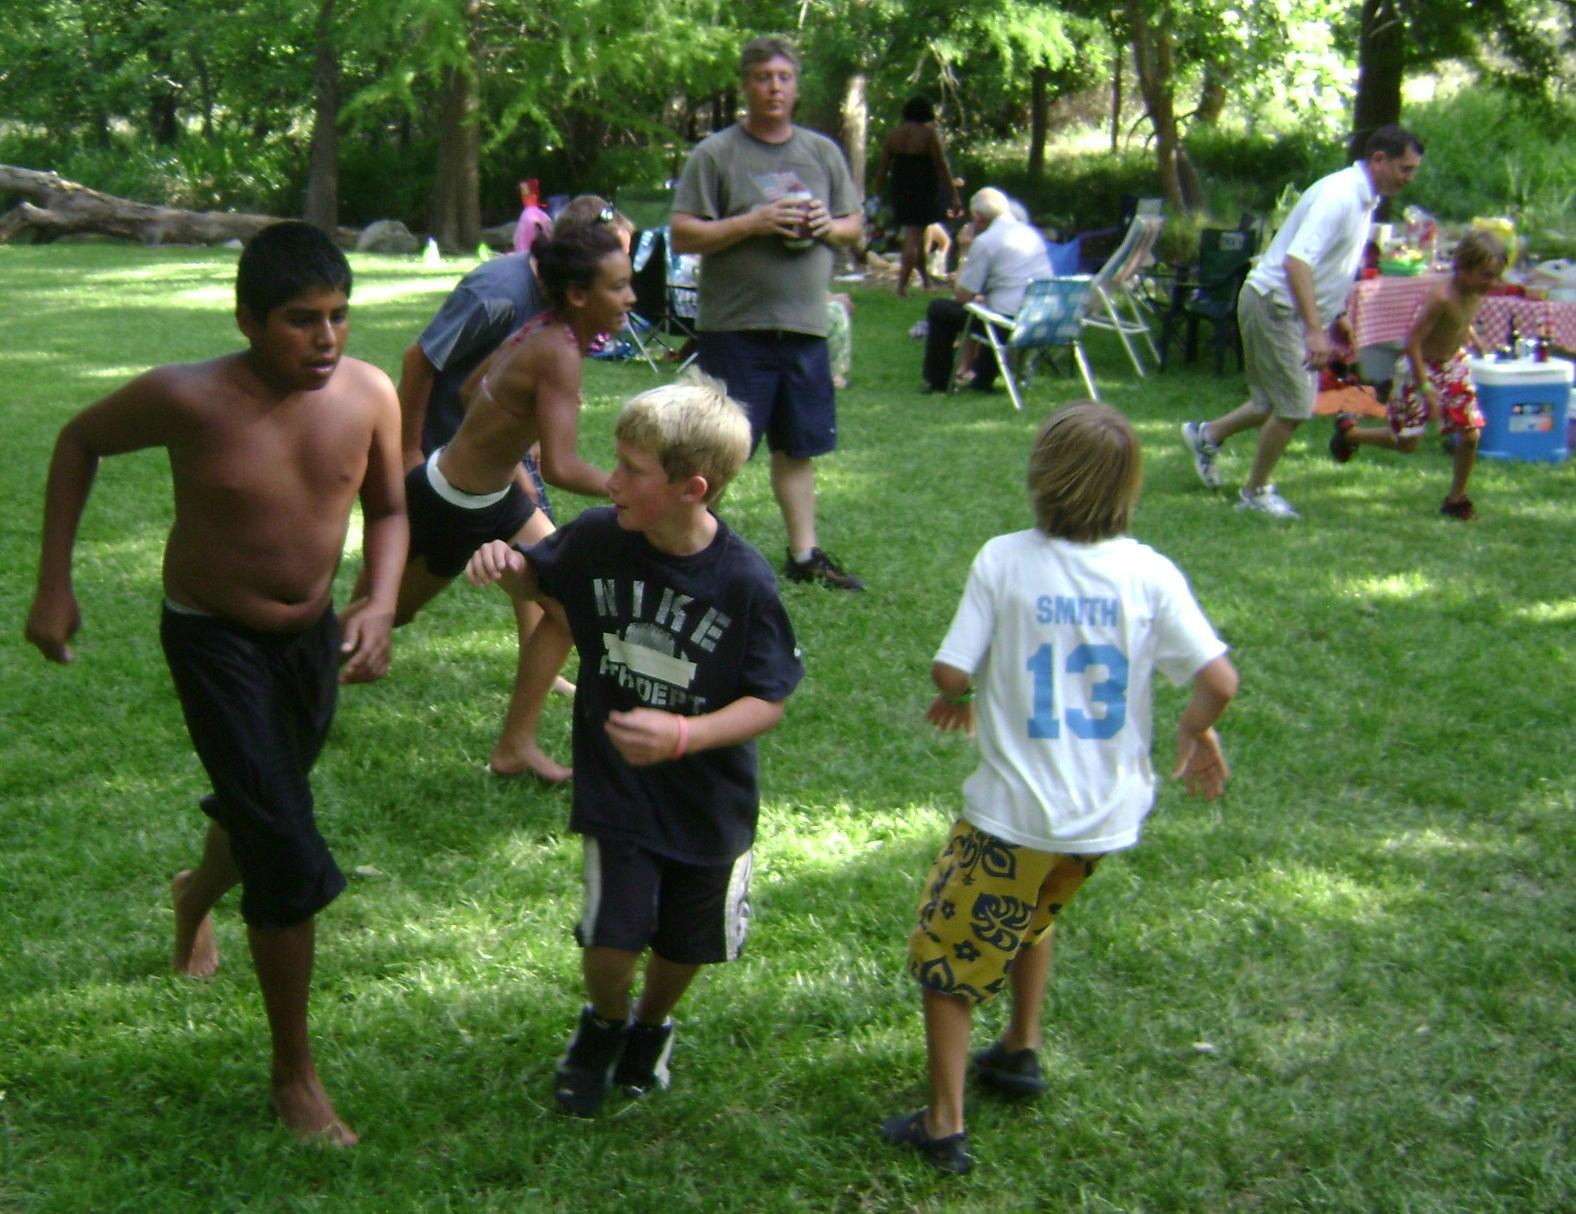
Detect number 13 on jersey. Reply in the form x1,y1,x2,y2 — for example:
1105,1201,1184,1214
1026,642,1128,740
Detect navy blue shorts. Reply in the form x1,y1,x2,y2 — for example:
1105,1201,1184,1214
405,452,537,578
574,835,754,965
160,604,346,929
696,330,837,459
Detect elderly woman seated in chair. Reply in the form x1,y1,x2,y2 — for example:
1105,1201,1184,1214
920,188,1052,394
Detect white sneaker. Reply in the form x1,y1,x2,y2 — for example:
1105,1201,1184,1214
1235,484,1301,519
1181,421,1223,490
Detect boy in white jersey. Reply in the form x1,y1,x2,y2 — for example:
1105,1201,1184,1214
882,402,1239,1175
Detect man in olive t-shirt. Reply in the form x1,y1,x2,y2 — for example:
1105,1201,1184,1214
672,35,865,592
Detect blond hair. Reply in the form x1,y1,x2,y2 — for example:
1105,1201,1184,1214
1028,401,1143,541
614,370,753,505
1454,228,1507,275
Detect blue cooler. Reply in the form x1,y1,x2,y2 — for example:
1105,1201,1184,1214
1469,356,1572,463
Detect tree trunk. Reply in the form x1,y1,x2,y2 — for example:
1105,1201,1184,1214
0,165,358,246
840,72,868,197
1110,45,1122,153
147,42,181,145
1351,0,1405,159
1127,1,1193,215
429,1,483,251
302,0,340,234
1029,64,1049,182
1196,64,1228,126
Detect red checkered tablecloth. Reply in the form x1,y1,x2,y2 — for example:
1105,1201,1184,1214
1347,272,1576,352
1346,272,1447,347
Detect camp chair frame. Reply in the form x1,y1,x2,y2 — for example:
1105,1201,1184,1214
955,276,1100,411
1082,214,1164,377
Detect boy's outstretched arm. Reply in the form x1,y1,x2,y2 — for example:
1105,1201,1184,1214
605,696,785,767
340,386,408,684
26,374,176,663
1172,654,1239,799
925,661,975,736
465,539,541,602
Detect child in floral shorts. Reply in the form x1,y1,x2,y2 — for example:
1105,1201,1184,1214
1330,230,1507,520
880,402,1238,1175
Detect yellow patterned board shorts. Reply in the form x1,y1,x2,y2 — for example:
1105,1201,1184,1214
907,819,1101,1006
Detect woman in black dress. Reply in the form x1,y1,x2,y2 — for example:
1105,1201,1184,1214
873,95,964,297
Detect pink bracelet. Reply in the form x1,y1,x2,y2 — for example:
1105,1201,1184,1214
672,714,688,760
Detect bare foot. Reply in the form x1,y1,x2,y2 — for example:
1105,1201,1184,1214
552,674,576,696
171,871,219,978
486,740,572,784
271,1076,358,1147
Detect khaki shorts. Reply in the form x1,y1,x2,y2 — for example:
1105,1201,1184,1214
1238,285,1318,420
906,819,1101,1006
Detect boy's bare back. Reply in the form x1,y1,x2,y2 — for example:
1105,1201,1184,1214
1412,279,1488,365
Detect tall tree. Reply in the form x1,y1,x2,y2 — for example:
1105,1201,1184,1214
1346,0,1576,157
303,0,341,232
429,0,482,250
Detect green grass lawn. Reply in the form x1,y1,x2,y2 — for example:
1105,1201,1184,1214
2,243,1572,1213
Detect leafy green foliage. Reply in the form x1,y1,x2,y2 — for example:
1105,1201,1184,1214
1406,84,1576,257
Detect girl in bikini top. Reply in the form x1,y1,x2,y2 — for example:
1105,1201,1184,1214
439,224,634,500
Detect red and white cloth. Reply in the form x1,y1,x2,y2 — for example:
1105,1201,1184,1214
1346,271,1576,352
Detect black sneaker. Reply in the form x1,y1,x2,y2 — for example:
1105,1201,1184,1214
1329,412,1358,464
612,1018,674,1095
784,547,864,591
1440,495,1477,521
880,1109,973,1175
972,1040,1048,1097
553,1006,627,1117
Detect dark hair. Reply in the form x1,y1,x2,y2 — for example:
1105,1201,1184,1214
741,35,799,76
1365,124,1424,160
533,223,625,311
236,221,351,317
901,95,935,124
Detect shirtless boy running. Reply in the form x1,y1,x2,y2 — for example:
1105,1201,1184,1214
25,222,407,1145
1330,230,1507,519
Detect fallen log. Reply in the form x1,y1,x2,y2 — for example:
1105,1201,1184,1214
0,165,359,247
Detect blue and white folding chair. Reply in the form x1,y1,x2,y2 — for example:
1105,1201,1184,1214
960,276,1099,410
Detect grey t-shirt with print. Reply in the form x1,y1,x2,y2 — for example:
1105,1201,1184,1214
673,123,858,337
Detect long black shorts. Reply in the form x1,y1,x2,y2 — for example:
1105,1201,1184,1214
160,604,345,928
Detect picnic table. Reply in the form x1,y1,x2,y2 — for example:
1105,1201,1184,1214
1346,271,1576,352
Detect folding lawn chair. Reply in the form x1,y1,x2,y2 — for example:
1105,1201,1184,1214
956,276,1100,410
631,226,699,372
1081,214,1164,377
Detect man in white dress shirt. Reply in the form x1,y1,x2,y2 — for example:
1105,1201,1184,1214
1181,125,1423,519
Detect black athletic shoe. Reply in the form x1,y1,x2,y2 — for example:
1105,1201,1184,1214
972,1040,1048,1097
612,1018,674,1095
784,547,864,591
880,1109,973,1175
1329,412,1358,464
553,1006,627,1117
